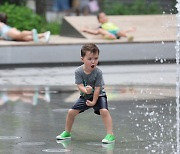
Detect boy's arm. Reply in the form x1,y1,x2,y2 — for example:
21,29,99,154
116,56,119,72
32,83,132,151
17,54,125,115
77,84,87,94
82,27,99,35
77,84,93,94
86,87,100,106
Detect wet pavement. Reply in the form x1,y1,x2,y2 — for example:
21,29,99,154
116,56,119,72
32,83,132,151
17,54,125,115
0,84,176,154
0,64,177,154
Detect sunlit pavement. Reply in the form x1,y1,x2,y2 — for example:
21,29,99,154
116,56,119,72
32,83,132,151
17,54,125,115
0,63,175,87
0,63,177,154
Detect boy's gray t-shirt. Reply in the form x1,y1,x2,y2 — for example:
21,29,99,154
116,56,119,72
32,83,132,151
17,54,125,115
75,65,106,96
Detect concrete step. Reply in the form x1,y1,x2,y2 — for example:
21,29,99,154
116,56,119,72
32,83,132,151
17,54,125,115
0,15,176,66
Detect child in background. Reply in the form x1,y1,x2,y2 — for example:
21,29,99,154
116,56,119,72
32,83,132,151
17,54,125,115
0,13,50,43
82,12,136,41
56,43,115,144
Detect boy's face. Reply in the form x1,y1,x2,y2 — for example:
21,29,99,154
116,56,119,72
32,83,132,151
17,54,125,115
81,51,99,71
98,12,108,24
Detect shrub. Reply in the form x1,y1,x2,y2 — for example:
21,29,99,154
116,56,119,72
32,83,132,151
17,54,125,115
104,0,162,15
1,0,26,6
41,22,61,34
0,3,43,31
0,3,61,34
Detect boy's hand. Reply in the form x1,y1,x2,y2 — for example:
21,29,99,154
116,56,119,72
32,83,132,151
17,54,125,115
86,85,93,94
86,100,95,106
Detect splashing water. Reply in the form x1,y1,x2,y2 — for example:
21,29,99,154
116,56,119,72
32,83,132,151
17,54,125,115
176,1,180,153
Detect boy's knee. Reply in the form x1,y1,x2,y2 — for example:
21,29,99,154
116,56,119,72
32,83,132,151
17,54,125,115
67,109,79,117
67,109,74,115
100,108,109,116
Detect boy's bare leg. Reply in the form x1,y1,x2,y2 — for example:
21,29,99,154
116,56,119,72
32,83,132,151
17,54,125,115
38,33,45,39
20,31,34,41
118,27,136,37
7,28,28,41
20,31,46,41
8,30,33,41
125,27,136,33
117,31,128,37
21,31,45,41
117,30,134,42
65,109,80,132
100,109,113,134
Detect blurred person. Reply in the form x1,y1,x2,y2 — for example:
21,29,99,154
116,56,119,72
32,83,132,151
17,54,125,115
0,13,50,42
71,0,80,16
82,12,136,41
80,0,90,15
53,0,71,15
88,0,99,14
71,0,90,16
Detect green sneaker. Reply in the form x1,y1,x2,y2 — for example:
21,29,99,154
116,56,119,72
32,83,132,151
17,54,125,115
56,131,71,140
102,134,115,144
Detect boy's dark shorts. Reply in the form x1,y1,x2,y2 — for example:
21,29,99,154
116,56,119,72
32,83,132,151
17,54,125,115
72,95,108,115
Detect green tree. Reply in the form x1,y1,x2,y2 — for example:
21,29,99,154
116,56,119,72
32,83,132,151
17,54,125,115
0,3,43,31
0,0,26,5
104,0,161,15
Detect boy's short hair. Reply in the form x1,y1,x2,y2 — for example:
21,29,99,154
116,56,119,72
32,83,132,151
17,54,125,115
0,13,7,24
81,43,100,57
97,12,101,21
97,12,105,21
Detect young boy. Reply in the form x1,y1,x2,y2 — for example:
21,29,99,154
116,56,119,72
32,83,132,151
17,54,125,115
82,12,135,41
56,43,115,144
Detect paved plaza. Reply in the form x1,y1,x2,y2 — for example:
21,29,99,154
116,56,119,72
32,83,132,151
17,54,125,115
0,64,178,154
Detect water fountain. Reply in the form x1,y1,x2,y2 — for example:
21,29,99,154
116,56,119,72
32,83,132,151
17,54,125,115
175,0,180,153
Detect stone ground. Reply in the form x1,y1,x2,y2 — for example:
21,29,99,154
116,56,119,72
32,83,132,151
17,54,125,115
0,63,178,154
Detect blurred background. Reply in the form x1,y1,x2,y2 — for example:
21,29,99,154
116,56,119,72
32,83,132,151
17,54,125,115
0,0,176,35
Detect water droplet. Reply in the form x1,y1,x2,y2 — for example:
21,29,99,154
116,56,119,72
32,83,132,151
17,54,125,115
42,149,71,152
